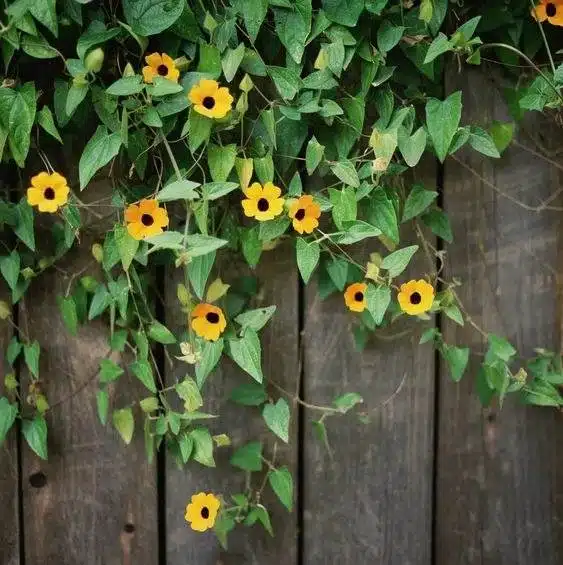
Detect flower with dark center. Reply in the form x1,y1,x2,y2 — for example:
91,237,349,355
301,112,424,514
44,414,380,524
241,182,286,221
141,214,154,226
27,171,70,213
398,279,435,315
202,96,216,109
43,187,55,200
142,52,180,84
344,282,368,313
189,79,233,118
185,492,221,532
531,0,563,26
191,303,227,341
289,195,321,234
125,199,169,240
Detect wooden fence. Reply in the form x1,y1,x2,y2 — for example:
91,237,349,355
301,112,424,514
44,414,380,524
1,69,563,565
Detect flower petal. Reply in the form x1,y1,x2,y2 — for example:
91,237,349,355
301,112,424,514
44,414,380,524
145,53,163,68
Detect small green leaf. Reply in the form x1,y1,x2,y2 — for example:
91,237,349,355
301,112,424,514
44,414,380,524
486,334,516,363
423,32,452,64
176,377,203,412
230,441,262,471
112,407,134,444
377,20,405,53
398,127,427,167
381,245,419,278
140,396,159,413
227,329,263,382
367,190,398,244
189,252,216,300
147,77,183,97
468,126,500,158
268,466,293,511
37,106,62,143
186,234,228,258
490,121,514,154
330,160,360,188
122,0,184,36
267,66,301,100
402,185,438,222
0,397,18,446
230,382,267,406
79,126,122,189
305,136,325,175
222,43,245,82
207,143,237,183
148,321,176,344
88,283,111,320
130,359,156,393
421,209,453,243
22,416,48,459
202,182,238,200
262,398,290,443
99,358,124,383
96,389,109,425
296,238,320,283
24,340,40,378
0,251,20,290
190,427,215,467
333,392,363,413
114,224,139,271
442,344,470,382
235,306,276,332
14,199,35,251
188,109,212,152
425,91,462,163
365,284,391,325
156,179,199,202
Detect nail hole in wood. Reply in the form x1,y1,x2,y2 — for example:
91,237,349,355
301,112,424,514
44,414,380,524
123,523,135,533
29,472,47,488
487,412,496,423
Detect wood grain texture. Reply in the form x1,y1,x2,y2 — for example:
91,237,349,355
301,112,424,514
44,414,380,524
436,67,563,565
165,243,299,565
19,181,157,565
0,282,19,565
302,190,437,562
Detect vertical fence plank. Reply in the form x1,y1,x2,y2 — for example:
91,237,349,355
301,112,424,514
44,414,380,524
437,68,563,564
0,281,19,565
20,181,157,565
166,244,299,565
302,186,437,562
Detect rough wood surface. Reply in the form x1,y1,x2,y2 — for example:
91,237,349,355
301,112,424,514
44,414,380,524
0,282,19,565
436,68,563,565
165,243,299,565
19,182,158,565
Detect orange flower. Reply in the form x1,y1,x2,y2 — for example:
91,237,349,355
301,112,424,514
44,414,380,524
531,0,563,25
185,492,221,532
188,79,233,119
289,195,321,234
125,199,169,240
142,53,180,84
191,303,227,341
344,282,367,313
241,182,285,221
397,279,434,315
27,172,70,213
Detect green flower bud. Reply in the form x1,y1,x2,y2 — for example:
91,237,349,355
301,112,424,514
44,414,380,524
123,62,135,77
91,243,103,263
85,47,104,73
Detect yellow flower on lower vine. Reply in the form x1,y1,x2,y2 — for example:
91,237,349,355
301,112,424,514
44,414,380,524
27,172,70,213
397,279,434,315
125,199,169,240
241,182,285,221
344,282,367,313
191,303,227,342
531,0,563,26
188,79,233,119
142,52,180,83
185,492,220,532
289,195,321,234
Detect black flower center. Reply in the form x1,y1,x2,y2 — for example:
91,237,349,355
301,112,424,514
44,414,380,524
294,208,306,221
157,64,168,76
257,198,270,212
547,2,557,17
202,96,216,109
141,213,154,226
206,312,220,324
354,291,364,302
201,506,209,519
43,187,55,200
410,291,422,305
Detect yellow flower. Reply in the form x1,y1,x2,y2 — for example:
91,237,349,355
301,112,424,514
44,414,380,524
344,282,367,313
27,172,70,213
289,195,321,234
142,52,180,84
191,303,227,342
125,199,169,240
188,79,233,119
531,0,563,25
397,279,434,315
185,492,220,532
241,182,285,222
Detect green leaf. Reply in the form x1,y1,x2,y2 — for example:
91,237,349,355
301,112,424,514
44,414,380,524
227,328,263,382
490,121,514,154
190,427,215,467
13,199,34,251
295,238,320,283
402,185,438,222
142,106,162,128
186,234,228,258
367,189,398,243
22,416,48,459
123,0,184,36
254,153,274,184
273,0,312,64
235,306,276,332
37,106,62,143
377,20,405,53
0,397,17,446
222,43,245,82
21,33,58,59
443,304,464,326
486,334,516,363
230,382,267,406
333,392,363,413
365,284,391,325
381,245,419,278
442,344,470,382
140,396,159,413
79,126,122,189
148,321,176,344
188,109,212,152
99,359,124,383
241,227,262,268
259,216,290,242
57,295,78,335
0,251,20,290
268,466,293,510
329,186,356,230
241,0,268,41
263,398,290,443
113,224,139,271
76,26,120,60
195,338,223,387
422,208,453,243
148,77,183,97
207,143,237,182
65,82,88,118
202,182,238,200
29,0,57,36
106,75,145,96
398,126,427,167
130,359,156,393
88,283,111,320
468,126,500,158
305,136,325,175
110,329,128,352
323,0,364,26
189,252,215,300
112,408,134,444
423,32,452,63
245,504,273,535
330,160,360,188
24,340,40,378
425,91,462,163
157,179,199,202
335,221,381,244
326,256,348,291
96,390,109,425
230,441,262,471
267,66,302,100
176,377,202,412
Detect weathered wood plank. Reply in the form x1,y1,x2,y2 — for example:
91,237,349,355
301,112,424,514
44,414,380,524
0,281,19,565
302,205,436,561
437,67,563,564
19,181,158,565
165,243,299,565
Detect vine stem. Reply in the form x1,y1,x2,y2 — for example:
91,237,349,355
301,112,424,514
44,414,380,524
529,0,557,76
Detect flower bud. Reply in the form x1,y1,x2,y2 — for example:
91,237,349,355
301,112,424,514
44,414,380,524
91,243,103,263
85,47,104,73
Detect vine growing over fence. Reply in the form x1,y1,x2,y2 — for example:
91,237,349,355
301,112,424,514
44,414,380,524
0,0,562,545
